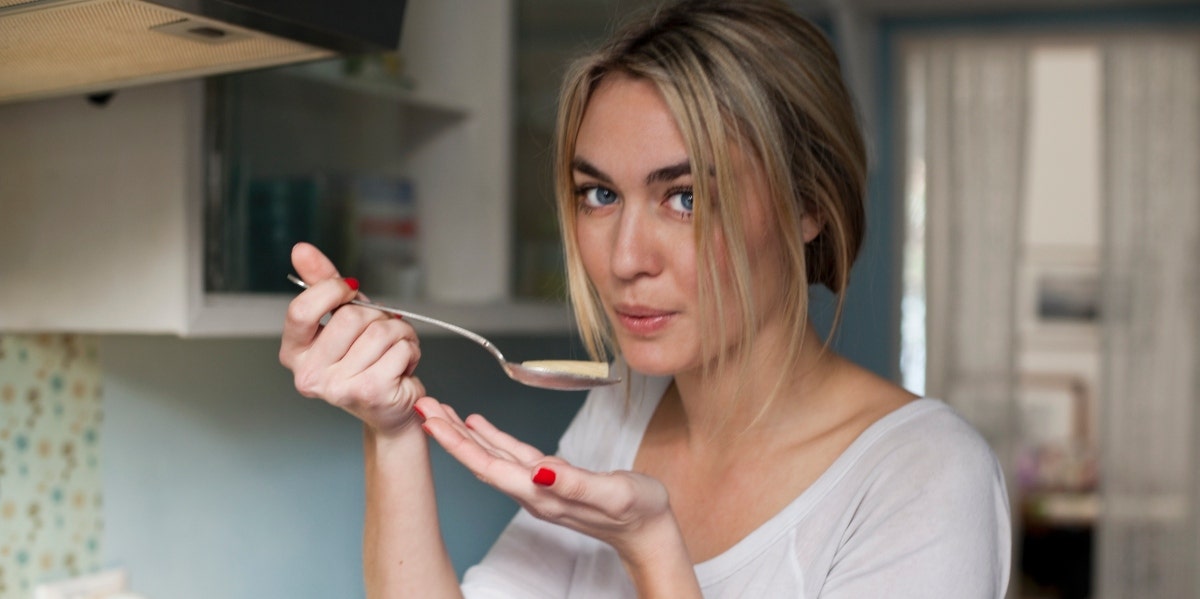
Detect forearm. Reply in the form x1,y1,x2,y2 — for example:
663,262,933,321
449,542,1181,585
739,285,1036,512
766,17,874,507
617,513,703,599
363,424,462,599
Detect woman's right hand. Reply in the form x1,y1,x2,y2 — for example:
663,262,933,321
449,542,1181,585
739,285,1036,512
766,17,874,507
279,242,426,437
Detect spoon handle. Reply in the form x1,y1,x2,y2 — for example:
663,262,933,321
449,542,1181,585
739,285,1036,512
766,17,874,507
286,274,508,364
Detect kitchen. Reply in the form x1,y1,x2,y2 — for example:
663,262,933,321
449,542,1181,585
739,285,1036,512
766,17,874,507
2,0,1199,597
1,1,584,596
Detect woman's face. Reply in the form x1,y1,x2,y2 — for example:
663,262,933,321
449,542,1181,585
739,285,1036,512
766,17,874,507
572,74,790,376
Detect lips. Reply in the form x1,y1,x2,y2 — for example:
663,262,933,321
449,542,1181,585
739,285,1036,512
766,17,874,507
612,304,676,336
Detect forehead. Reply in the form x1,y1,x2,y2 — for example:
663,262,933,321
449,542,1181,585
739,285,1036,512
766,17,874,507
574,74,689,170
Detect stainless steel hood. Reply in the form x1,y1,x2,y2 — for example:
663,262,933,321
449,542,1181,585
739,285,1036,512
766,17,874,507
0,0,408,104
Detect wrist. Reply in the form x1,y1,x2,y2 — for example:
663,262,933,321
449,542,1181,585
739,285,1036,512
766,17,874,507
368,409,425,441
616,512,702,598
364,418,427,457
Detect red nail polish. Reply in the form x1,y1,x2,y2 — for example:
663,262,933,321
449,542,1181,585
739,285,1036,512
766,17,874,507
421,422,433,435
344,277,360,291
413,405,426,420
532,467,556,486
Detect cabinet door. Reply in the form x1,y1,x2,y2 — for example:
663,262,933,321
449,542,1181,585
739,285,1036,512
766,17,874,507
0,82,198,334
207,0,513,305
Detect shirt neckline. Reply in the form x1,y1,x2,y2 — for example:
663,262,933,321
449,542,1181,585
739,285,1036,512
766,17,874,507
613,373,944,586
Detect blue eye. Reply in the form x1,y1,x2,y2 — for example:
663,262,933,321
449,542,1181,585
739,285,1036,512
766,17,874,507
667,190,694,214
581,186,619,208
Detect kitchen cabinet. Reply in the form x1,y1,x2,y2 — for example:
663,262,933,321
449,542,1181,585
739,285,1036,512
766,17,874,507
0,0,574,337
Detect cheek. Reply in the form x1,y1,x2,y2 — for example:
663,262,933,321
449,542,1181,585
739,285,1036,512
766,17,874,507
575,223,606,281
703,226,733,289
705,222,785,318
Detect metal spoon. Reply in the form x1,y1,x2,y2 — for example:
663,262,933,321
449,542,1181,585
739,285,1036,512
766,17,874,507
287,274,620,391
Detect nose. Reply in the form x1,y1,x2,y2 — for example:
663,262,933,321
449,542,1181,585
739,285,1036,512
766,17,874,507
610,201,663,281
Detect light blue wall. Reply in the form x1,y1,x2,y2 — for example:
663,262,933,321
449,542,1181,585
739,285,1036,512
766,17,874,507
99,334,583,598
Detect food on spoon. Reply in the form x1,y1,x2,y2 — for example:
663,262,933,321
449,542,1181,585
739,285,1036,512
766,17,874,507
520,360,610,379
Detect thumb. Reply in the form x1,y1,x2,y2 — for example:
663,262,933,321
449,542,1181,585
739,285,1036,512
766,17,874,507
292,242,341,284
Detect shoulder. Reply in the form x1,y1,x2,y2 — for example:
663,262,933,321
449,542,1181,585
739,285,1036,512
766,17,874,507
845,398,1006,509
815,399,1012,596
827,363,999,488
866,399,1001,480
872,399,996,456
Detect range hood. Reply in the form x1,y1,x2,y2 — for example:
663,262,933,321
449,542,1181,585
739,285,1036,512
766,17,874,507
0,0,407,104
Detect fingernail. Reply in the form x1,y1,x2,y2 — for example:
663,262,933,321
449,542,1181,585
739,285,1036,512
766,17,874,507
344,277,360,291
421,422,433,435
532,467,556,486
393,313,404,320
413,405,426,420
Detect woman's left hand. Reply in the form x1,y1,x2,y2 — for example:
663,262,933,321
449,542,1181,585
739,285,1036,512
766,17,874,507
414,396,678,561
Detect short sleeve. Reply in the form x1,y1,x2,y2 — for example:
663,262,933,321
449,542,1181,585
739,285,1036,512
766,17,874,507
818,411,1012,598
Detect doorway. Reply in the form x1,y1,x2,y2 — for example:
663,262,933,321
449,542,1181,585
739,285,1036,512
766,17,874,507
898,30,1200,599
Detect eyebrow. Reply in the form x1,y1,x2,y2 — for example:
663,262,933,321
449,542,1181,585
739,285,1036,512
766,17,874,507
572,158,692,186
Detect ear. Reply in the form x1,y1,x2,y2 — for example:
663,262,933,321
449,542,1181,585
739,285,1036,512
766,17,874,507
800,212,823,244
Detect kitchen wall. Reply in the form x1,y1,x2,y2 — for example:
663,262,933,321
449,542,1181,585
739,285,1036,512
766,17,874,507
0,335,104,597
99,334,584,598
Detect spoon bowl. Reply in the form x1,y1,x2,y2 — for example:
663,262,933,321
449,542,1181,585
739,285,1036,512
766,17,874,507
287,274,620,391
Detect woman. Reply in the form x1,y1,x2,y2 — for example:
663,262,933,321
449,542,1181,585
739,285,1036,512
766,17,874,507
280,0,1011,596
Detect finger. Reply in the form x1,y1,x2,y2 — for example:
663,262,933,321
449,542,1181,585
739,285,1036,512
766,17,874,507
292,242,341,283
282,241,355,351
281,276,361,361
414,396,457,423
323,338,420,408
423,417,531,490
463,414,545,464
412,398,468,432
416,398,481,441
441,403,467,427
432,404,497,449
339,338,424,408
430,405,509,458
299,294,388,371
336,318,420,377
413,395,440,420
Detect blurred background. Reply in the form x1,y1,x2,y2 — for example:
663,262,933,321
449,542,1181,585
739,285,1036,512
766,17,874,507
1,0,1198,597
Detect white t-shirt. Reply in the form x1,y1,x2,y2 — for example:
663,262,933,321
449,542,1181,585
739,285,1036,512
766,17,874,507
461,371,1011,598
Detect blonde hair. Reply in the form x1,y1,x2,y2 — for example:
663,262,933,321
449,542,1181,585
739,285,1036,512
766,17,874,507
555,0,866,408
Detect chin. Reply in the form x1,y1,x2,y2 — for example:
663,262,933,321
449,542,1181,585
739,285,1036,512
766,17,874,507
624,361,679,377
617,342,694,377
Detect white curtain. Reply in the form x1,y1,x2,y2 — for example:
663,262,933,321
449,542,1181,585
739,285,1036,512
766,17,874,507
915,38,1028,462
1097,34,1200,599
914,44,1027,599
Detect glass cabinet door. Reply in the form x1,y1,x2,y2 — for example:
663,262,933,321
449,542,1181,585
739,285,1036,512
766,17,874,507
203,55,462,298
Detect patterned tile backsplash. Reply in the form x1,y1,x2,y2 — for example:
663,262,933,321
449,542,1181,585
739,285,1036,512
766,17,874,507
0,334,103,598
